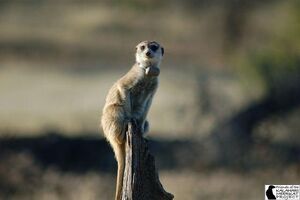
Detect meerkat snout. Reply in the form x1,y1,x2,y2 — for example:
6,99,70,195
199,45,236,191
146,51,152,57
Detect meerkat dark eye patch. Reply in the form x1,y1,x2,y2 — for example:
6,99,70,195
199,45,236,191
149,45,158,52
140,45,145,50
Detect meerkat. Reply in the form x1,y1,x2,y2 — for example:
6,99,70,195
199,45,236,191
101,41,164,200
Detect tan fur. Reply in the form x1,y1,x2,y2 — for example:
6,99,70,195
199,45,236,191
101,41,164,200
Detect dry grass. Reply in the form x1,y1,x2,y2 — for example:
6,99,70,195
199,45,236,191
0,153,114,200
0,152,299,200
0,64,250,139
162,167,300,200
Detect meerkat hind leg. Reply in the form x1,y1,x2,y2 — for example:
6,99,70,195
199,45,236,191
105,106,128,145
118,120,129,143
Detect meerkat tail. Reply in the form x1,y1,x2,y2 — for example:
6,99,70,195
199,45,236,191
113,142,125,200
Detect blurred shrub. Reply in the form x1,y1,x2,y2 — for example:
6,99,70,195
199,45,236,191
236,1,300,96
250,51,300,94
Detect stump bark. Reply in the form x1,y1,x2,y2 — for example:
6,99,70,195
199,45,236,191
121,120,174,200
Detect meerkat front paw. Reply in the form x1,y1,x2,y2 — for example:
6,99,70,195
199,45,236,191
142,120,149,136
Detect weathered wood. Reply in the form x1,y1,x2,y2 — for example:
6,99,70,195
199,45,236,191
121,120,174,200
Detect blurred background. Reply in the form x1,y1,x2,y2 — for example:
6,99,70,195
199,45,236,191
0,0,299,199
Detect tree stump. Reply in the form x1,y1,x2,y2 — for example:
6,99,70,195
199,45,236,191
121,120,174,200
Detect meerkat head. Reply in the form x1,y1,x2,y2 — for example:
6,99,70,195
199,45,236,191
135,41,164,69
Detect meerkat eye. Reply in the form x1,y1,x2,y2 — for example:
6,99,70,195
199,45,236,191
149,45,158,52
140,45,145,51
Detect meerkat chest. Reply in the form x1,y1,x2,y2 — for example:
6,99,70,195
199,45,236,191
130,78,157,107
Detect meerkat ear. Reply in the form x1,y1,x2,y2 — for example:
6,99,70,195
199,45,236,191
161,47,164,56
